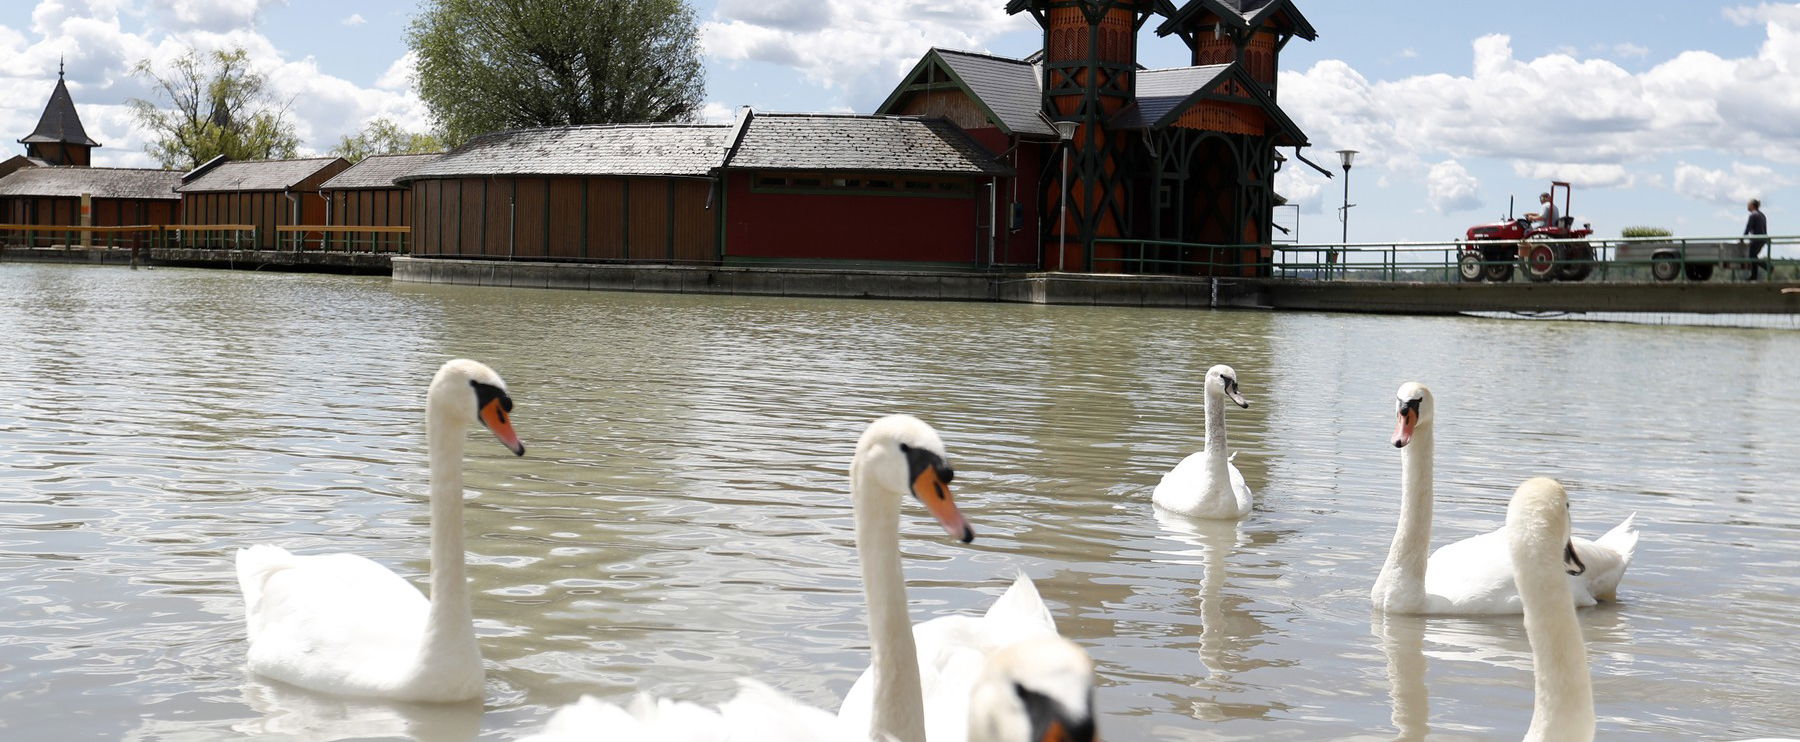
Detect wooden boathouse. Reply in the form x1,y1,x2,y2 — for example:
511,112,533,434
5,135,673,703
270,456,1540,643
0,167,181,245
174,157,350,249
397,125,726,262
321,153,440,252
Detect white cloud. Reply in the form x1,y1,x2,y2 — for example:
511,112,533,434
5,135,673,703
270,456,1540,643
1274,164,1330,214
0,0,428,167
149,0,285,32
1281,9,1800,189
1611,42,1650,58
1673,161,1790,204
1426,160,1482,213
1510,162,1636,189
698,102,738,124
702,0,1031,100
341,13,365,27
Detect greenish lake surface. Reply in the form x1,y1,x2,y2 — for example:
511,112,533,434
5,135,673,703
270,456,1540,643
1,262,1796,740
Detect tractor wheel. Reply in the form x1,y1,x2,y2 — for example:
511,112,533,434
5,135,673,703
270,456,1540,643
1482,261,1515,283
1651,253,1680,281
1458,253,1485,282
1685,263,1715,281
1556,243,1594,281
1525,243,1558,282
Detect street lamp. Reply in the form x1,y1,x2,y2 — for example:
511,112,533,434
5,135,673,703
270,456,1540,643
1335,148,1358,274
1054,120,1079,272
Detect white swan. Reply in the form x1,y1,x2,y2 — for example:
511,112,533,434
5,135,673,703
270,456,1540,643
235,359,525,702
524,415,1074,742
1507,477,1598,742
1152,364,1253,519
837,416,1061,742
1372,382,1639,615
1510,478,1794,742
967,636,1097,742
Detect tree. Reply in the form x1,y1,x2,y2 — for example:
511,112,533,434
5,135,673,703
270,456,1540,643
128,48,300,170
409,0,705,146
330,118,444,162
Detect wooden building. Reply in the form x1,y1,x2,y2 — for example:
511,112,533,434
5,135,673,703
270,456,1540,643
873,0,1324,275
719,111,1013,268
399,125,727,262
174,157,350,249
320,153,440,251
18,65,99,168
0,166,181,245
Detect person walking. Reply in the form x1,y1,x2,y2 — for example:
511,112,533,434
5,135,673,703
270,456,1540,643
1744,199,1769,280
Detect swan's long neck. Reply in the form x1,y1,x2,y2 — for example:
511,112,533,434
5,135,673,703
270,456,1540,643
854,466,927,742
423,408,477,660
1518,538,1594,742
1374,423,1433,612
1204,386,1229,476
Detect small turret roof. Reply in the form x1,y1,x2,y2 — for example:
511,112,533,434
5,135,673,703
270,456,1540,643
20,69,101,148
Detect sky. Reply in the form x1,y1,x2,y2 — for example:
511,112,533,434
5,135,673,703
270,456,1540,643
2,0,1795,243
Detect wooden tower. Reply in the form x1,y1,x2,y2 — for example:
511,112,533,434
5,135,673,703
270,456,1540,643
1156,0,1318,99
1008,0,1161,271
19,61,100,167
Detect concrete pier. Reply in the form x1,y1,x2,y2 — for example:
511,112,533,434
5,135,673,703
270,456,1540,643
393,257,1800,314
390,257,1268,309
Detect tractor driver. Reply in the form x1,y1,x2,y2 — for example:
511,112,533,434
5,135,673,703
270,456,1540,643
1527,192,1560,231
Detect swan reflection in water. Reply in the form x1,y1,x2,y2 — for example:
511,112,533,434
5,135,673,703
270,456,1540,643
230,674,484,742
1370,604,1634,740
1150,507,1292,724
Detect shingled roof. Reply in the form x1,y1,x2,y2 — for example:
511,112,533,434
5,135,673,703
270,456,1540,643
320,153,443,190
1156,0,1318,41
20,73,100,148
727,113,1012,176
398,125,730,182
0,167,180,200
175,157,349,193
1111,64,1233,129
930,49,1055,137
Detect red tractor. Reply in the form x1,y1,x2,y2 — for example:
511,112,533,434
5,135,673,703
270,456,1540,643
1458,181,1595,282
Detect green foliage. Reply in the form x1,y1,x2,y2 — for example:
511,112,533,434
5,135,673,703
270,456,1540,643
1620,226,1673,238
409,0,705,146
128,48,300,170
330,118,443,162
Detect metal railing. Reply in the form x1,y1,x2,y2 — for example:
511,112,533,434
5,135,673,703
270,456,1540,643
0,224,411,254
1085,235,1796,284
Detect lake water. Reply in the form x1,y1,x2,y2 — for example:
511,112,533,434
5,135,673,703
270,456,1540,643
1,262,1796,741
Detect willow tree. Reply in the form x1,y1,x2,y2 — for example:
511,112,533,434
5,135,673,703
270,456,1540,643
409,0,705,146
330,118,444,162
128,48,300,170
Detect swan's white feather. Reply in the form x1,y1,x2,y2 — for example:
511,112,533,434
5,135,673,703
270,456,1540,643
1418,514,1640,615
839,573,1059,742
519,680,848,742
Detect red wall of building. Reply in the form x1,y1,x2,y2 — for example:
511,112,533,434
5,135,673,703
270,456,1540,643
960,127,1048,268
724,171,988,265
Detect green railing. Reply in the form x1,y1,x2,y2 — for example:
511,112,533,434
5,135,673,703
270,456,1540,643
1083,235,1796,284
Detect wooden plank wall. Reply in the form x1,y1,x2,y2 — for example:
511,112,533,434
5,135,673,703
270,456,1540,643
409,176,717,262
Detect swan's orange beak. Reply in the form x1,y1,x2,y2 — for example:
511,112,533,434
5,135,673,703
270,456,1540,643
481,398,525,456
1392,407,1417,448
913,466,973,543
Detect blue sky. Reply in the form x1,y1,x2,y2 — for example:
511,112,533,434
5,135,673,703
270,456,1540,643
4,1,1794,243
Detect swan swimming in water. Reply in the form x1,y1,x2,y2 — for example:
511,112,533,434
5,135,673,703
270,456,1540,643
1372,382,1638,615
1152,364,1253,520
524,415,1085,742
235,359,525,702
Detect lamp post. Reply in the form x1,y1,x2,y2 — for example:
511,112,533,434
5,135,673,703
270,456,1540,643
1053,120,1079,272
1335,149,1358,274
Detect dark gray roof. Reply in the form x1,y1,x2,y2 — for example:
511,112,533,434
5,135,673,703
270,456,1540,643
20,75,100,147
175,157,347,193
728,114,1011,176
1157,0,1318,41
320,153,443,190
1113,65,1233,128
0,166,180,200
933,49,1055,137
400,125,729,182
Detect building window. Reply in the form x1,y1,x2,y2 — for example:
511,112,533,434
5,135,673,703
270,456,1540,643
749,172,974,198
